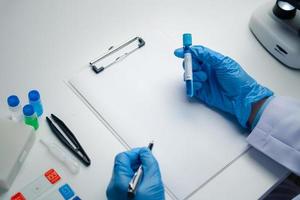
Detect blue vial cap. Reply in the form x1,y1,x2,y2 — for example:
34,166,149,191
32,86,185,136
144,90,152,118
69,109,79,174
183,33,192,47
7,95,20,107
28,90,40,101
23,104,35,116
59,184,75,200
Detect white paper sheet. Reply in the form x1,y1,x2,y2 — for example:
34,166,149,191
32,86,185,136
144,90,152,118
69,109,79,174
69,31,249,200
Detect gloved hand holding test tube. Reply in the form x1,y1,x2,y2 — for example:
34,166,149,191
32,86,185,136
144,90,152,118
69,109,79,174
183,33,194,97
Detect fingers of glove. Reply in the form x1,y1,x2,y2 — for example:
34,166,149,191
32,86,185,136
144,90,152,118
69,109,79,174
136,149,165,200
189,45,225,63
175,47,204,67
106,148,144,199
113,148,142,176
193,71,207,82
193,82,203,92
106,174,130,200
139,148,157,168
183,71,206,92
174,48,184,58
195,83,225,111
175,47,203,63
182,58,203,72
175,45,224,63
135,183,165,200
194,82,210,104
186,71,207,92
139,148,161,179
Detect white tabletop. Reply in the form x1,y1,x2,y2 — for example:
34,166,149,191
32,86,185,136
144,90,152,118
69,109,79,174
0,0,296,199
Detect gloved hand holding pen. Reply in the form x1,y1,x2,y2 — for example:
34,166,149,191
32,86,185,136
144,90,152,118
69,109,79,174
106,147,165,200
174,45,273,128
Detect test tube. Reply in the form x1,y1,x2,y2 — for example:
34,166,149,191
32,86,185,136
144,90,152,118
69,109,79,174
7,95,22,121
28,90,43,117
23,104,39,130
183,33,194,97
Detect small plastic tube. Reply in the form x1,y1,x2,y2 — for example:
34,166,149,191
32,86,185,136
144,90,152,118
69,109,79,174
28,90,43,117
23,104,39,130
183,33,194,97
7,95,22,121
40,139,80,174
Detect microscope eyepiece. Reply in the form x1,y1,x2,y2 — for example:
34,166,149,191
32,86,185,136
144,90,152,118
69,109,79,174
273,0,297,19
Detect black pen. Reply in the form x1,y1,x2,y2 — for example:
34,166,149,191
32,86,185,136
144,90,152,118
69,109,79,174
128,141,154,198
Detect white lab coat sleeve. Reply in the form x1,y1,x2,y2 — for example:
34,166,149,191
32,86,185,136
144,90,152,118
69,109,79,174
247,96,300,176
293,194,300,200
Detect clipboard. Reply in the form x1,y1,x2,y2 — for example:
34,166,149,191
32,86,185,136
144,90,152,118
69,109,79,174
69,31,249,200
89,37,145,74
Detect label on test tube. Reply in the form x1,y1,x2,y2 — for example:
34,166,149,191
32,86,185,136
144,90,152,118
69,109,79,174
184,52,193,97
184,53,193,81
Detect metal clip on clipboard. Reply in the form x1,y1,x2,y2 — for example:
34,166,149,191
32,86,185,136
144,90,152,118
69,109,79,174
89,37,145,74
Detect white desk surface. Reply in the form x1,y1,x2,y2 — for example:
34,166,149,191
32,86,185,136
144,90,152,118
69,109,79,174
0,0,297,199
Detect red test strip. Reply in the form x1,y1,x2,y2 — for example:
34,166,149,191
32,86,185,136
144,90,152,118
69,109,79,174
44,169,61,184
11,192,26,200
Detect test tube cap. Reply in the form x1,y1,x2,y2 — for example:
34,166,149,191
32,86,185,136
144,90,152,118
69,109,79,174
28,90,40,101
23,104,35,116
183,33,192,47
7,95,20,107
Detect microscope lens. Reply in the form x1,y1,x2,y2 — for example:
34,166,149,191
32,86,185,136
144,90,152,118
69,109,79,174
273,0,297,19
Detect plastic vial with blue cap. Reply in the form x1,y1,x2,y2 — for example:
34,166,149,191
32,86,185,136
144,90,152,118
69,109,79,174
183,33,194,97
28,90,43,117
7,95,22,121
23,104,39,130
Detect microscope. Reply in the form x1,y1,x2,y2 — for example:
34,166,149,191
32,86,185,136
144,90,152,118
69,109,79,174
249,0,300,69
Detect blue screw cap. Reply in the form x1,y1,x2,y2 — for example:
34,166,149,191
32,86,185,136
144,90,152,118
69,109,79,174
59,184,75,200
28,90,40,101
183,33,192,47
7,95,20,107
23,104,35,116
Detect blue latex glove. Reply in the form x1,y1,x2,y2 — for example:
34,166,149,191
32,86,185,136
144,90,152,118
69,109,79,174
106,147,165,200
174,45,273,127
